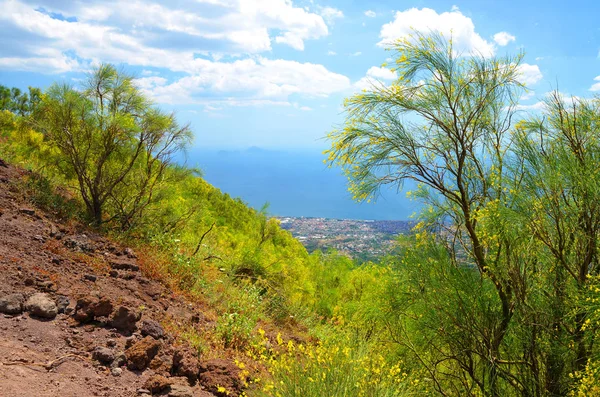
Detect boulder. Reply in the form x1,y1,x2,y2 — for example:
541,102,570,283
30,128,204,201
143,374,172,394
168,384,195,397
92,346,115,365
0,293,24,314
140,319,165,339
198,359,243,397
73,296,113,322
126,336,161,370
109,306,141,333
64,235,94,252
24,293,57,319
172,350,200,384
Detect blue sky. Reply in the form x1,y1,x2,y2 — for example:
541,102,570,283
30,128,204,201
1,0,599,151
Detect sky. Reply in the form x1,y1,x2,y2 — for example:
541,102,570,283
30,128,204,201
1,0,599,151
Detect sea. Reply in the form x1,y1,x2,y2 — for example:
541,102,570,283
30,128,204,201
182,147,419,221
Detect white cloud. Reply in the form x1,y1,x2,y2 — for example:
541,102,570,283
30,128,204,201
319,6,344,24
365,66,396,80
138,57,351,104
0,0,350,107
293,102,312,111
590,75,600,92
520,91,535,101
2,0,331,57
364,10,376,18
327,50,337,56
517,63,543,86
514,101,545,111
354,66,397,90
378,7,495,57
350,51,362,56
134,76,168,92
493,31,516,46
0,51,81,74
515,91,580,112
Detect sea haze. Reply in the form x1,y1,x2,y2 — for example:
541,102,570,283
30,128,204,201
183,147,419,221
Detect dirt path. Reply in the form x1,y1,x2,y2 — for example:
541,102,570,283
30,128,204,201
0,161,242,397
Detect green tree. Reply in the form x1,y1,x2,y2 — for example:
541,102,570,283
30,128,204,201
327,31,600,397
514,92,600,395
0,85,42,116
327,32,530,395
35,64,192,227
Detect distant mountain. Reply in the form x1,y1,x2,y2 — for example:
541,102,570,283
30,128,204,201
182,147,420,220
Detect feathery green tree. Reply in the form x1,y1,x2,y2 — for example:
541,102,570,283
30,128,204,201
327,32,527,395
35,64,192,227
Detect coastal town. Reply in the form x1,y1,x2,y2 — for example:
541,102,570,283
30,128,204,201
278,217,413,262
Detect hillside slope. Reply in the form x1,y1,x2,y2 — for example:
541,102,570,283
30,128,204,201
0,159,243,397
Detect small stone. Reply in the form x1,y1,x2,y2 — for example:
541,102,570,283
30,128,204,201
111,367,122,377
168,384,194,397
36,280,56,292
190,314,202,324
0,293,24,314
109,270,119,278
33,235,45,243
49,225,59,237
83,274,97,282
92,347,115,365
24,293,57,319
109,259,139,272
19,208,35,216
143,375,172,394
124,248,137,258
51,258,61,265
106,339,117,348
111,352,126,369
136,388,151,395
55,295,70,314
125,336,139,349
126,336,161,370
140,319,165,340
109,306,141,333
24,278,34,286
64,235,94,252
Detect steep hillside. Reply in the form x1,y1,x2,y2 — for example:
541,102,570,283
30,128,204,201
0,159,245,397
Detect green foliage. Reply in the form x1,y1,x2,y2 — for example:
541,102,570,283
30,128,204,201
256,334,412,397
215,283,264,349
34,64,192,227
7,43,600,397
0,85,41,116
325,31,600,397
24,173,82,220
